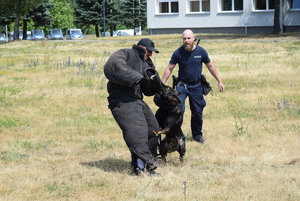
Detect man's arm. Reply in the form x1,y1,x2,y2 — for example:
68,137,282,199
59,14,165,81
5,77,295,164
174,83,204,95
104,50,144,87
205,61,224,92
161,63,176,84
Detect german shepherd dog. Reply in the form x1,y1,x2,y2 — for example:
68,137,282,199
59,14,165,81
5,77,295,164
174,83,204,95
153,84,186,164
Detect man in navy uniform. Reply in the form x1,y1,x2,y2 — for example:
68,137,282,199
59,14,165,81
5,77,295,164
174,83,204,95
161,29,224,144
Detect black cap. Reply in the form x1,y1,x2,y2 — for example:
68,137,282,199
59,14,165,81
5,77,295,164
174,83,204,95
137,38,159,53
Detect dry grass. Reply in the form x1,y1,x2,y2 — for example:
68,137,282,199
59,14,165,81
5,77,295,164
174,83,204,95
0,33,299,201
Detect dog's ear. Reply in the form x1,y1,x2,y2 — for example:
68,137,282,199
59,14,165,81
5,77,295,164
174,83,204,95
153,93,162,106
159,83,167,95
159,87,166,96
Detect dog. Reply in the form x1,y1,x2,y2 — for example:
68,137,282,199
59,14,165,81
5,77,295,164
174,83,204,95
153,84,186,164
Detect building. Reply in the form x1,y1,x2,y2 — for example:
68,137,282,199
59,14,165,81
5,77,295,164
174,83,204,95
147,0,300,34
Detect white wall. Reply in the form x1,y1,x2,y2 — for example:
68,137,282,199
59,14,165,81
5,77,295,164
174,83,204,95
147,0,300,33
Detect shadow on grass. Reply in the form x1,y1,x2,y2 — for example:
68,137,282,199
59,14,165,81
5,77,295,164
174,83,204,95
80,158,130,172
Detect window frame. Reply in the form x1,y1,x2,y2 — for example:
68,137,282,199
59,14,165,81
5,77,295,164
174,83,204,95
157,0,179,15
288,0,300,10
253,0,275,11
187,0,211,14
219,0,244,12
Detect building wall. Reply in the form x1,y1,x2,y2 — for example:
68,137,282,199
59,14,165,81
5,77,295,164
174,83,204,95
149,27,275,35
147,0,300,34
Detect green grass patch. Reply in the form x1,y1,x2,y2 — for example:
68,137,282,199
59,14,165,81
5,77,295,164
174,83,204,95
10,77,27,81
83,138,116,150
225,75,282,90
0,151,28,164
0,117,30,128
0,86,21,95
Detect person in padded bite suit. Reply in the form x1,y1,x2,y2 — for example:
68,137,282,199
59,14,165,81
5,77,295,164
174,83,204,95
104,38,162,176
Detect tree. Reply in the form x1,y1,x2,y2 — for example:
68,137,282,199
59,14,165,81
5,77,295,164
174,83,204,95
48,0,75,33
74,0,103,37
120,0,147,32
273,0,280,34
23,0,54,39
139,0,147,30
0,12,14,33
30,1,54,27
104,0,121,36
0,0,43,40
73,0,146,37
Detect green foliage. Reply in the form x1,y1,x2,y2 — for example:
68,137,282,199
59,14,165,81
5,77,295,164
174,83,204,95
2,0,146,36
0,0,43,16
104,0,122,35
28,1,54,28
49,0,75,32
0,0,44,39
120,0,147,29
74,0,104,36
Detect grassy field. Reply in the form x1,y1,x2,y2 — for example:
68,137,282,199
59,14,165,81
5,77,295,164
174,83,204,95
0,33,299,201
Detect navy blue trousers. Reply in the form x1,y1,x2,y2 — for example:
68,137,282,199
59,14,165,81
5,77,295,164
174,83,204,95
176,82,206,139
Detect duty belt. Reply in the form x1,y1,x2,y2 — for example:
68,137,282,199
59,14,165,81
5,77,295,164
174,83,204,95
179,79,200,85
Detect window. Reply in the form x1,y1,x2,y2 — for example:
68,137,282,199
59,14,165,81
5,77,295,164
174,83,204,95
289,0,300,9
188,0,210,12
254,0,275,10
220,0,243,11
158,1,179,13
160,2,169,13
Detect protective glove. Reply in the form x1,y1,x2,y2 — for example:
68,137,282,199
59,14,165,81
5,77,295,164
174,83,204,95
141,68,162,96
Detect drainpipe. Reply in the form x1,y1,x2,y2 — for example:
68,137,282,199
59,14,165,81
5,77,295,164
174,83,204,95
244,17,249,34
280,0,283,33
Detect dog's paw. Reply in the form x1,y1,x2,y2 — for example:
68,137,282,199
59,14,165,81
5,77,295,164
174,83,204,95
179,156,185,165
161,157,167,165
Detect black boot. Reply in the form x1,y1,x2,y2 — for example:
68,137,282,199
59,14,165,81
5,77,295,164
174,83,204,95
146,158,161,176
133,158,146,176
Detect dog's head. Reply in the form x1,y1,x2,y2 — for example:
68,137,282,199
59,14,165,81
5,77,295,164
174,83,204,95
154,84,180,107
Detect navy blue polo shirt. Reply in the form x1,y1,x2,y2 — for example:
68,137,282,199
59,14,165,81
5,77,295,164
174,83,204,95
169,45,210,83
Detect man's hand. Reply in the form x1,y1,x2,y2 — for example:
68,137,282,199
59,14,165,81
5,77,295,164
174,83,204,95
218,82,224,92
